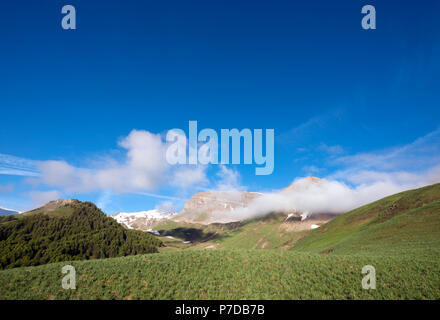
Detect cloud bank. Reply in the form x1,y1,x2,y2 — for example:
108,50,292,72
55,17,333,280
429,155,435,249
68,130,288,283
209,173,439,223
36,130,168,193
1,126,439,216
208,128,440,223
34,130,211,195
29,190,61,208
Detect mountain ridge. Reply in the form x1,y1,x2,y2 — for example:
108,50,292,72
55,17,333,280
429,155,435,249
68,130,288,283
0,206,20,216
0,200,162,269
174,190,262,224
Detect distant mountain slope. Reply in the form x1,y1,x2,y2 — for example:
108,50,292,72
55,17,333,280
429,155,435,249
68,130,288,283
293,183,440,255
173,191,262,223
172,177,328,224
150,183,440,254
0,206,20,216
154,212,335,251
0,200,162,269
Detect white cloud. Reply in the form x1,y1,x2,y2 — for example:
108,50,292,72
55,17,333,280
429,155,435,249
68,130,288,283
37,130,169,193
208,128,440,223
96,190,113,213
301,165,322,175
276,115,326,145
29,190,61,208
3,125,439,221
328,127,440,187
33,129,211,198
155,201,178,212
172,165,208,188
208,176,420,223
332,127,440,174
0,184,14,193
318,143,344,156
0,153,39,177
215,165,244,191
276,109,344,146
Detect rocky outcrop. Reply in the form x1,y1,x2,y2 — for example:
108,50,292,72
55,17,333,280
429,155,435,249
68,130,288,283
22,199,81,215
40,199,80,211
282,176,324,191
174,191,262,223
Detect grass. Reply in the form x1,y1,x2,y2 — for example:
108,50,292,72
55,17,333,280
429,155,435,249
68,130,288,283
0,250,438,300
293,184,440,256
1,183,440,299
202,216,309,250
19,205,76,218
156,214,310,251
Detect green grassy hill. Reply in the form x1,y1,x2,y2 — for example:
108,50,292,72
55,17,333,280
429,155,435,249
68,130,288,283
155,213,325,251
0,250,438,299
0,183,439,299
292,183,440,256
0,201,162,269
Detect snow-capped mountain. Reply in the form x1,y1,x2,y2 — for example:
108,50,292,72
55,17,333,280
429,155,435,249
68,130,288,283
0,206,20,216
172,177,333,224
111,210,175,230
111,176,334,229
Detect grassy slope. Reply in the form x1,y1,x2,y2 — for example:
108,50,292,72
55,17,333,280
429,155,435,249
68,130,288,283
20,205,76,218
0,202,162,269
293,183,440,256
1,184,439,299
0,250,438,300
156,214,309,251
203,216,309,250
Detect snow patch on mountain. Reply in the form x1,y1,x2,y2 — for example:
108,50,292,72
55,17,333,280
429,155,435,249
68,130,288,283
111,210,175,230
0,206,21,216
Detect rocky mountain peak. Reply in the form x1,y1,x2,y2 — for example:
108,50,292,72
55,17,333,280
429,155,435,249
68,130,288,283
174,191,262,223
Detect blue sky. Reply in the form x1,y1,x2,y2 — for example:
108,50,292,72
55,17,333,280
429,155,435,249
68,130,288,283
1,0,439,213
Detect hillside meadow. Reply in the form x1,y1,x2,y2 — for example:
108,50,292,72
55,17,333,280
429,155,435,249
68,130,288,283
0,250,438,300
0,183,439,299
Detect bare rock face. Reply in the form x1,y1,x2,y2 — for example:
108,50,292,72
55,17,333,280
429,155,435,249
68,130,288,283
41,199,80,211
18,199,82,217
283,176,324,191
172,178,328,224
174,191,261,223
